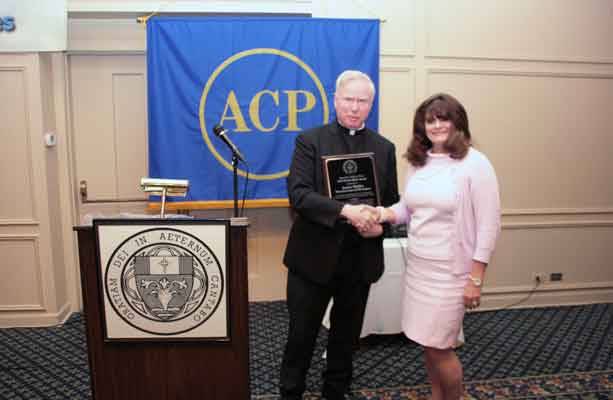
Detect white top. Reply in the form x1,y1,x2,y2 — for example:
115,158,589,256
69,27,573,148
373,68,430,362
405,152,457,260
391,147,501,274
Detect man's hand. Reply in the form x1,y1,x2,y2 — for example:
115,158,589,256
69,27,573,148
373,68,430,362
358,223,383,238
340,204,377,231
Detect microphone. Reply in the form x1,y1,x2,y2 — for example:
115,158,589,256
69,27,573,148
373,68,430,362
212,124,246,162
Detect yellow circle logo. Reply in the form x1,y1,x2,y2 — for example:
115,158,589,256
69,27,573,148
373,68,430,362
199,48,329,180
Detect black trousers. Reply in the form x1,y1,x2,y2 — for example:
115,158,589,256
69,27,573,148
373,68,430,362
279,239,370,400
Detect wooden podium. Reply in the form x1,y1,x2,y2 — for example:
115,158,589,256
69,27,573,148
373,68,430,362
74,218,250,399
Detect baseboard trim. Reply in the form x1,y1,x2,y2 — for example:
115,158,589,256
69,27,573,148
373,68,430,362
481,285,613,310
0,302,74,328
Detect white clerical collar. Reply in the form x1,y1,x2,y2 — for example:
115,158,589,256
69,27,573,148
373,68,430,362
338,121,365,136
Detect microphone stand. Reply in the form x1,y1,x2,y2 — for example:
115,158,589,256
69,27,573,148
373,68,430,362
232,153,239,218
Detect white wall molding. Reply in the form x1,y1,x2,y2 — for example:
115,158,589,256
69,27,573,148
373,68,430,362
503,221,613,230
380,66,413,73
0,303,72,328
68,50,147,56
425,54,613,66
381,50,415,58
482,283,613,311
0,219,39,226
500,207,613,230
503,207,613,216
0,235,46,312
427,68,613,80
0,304,45,311
0,66,25,72
485,280,613,295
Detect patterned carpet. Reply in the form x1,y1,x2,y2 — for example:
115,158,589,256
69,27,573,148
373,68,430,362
0,315,89,399
249,302,613,399
0,302,611,399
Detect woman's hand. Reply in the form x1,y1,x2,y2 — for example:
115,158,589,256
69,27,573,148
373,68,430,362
464,261,486,310
463,281,481,310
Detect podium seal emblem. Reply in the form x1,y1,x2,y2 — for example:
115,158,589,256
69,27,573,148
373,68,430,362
104,227,224,336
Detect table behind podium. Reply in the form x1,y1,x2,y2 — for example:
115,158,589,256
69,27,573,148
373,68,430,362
323,237,466,346
323,238,407,337
361,238,407,336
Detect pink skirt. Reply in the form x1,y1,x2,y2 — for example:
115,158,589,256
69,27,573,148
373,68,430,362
401,250,467,349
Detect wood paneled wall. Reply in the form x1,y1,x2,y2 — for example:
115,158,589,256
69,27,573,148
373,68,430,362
1,0,612,326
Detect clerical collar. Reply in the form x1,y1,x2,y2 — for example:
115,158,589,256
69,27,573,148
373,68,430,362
336,120,366,136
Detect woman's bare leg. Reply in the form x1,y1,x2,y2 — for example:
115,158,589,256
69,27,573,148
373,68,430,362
423,346,463,400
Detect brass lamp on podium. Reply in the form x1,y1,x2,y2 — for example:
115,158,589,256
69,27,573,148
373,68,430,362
140,177,189,218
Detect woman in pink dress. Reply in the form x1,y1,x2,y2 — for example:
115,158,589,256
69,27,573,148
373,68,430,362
375,93,501,400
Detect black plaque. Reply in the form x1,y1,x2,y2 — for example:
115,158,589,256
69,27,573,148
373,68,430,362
322,152,380,206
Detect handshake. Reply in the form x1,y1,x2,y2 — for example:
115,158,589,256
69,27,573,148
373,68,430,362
340,204,387,238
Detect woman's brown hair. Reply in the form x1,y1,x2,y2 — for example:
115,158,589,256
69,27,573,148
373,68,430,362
405,93,471,167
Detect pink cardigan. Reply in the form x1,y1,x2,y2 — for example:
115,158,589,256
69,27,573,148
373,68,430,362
390,147,501,274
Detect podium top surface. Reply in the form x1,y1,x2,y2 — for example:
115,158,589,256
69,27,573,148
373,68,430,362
74,217,249,231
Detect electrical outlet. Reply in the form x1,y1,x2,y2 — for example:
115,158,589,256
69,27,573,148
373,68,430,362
533,273,546,284
550,272,563,282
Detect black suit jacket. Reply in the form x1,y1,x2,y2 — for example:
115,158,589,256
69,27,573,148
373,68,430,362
283,121,400,285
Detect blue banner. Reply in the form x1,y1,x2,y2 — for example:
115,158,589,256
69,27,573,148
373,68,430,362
147,17,379,205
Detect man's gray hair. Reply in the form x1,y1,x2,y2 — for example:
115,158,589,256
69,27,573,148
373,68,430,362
335,70,376,98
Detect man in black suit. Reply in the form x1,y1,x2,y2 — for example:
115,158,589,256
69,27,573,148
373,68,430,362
279,70,399,400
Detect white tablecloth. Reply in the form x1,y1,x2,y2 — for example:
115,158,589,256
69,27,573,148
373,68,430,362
322,237,465,351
